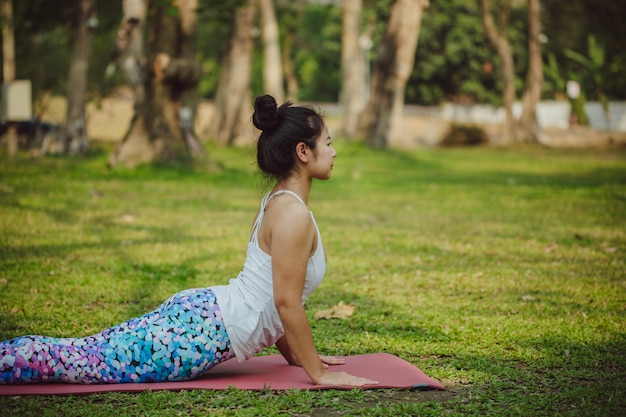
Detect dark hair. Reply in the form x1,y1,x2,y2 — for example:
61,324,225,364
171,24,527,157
252,94,325,180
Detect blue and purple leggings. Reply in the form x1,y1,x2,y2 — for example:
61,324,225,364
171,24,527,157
0,288,234,384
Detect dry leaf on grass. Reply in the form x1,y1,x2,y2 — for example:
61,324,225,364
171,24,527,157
545,242,558,252
314,301,355,320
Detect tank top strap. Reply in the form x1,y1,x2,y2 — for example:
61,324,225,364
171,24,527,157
249,190,308,245
268,189,307,207
249,192,271,244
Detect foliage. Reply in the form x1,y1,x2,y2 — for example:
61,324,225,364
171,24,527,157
542,53,566,99
196,0,246,99
5,0,626,114
409,0,505,105
1,142,625,415
10,1,122,102
10,1,73,97
565,35,624,124
440,124,489,147
288,4,343,102
542,0,626,101
570,94,589,126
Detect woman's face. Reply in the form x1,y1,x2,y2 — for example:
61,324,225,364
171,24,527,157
309,125,337,180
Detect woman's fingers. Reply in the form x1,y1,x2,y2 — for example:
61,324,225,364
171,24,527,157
319,355,346,366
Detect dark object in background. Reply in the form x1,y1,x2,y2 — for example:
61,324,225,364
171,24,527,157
440,124,489,146
0,118,60,151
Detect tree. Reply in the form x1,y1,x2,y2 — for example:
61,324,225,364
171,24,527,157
108,0,147,114
479,0,544,142
63,0,97,155
194,1,244,100
206,0,256,145
340,0,365,139
478,0,516,142
358,0,428,148
518,0,543,141
108,0,203,168
259,0,283,102
2,0,17,156
277,1,305,101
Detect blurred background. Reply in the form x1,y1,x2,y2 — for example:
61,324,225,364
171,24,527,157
1,0,625,166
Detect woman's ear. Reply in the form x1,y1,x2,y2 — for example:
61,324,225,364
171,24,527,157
295,142,308,163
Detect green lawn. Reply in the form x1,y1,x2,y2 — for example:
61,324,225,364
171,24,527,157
1,142,625,416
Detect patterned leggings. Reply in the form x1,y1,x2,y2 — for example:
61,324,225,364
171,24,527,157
0,288,234,384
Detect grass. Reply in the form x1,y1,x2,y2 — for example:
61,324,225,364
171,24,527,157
0,141,625,416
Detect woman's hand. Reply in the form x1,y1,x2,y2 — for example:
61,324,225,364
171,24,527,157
284,354,378,386
315,370,378,387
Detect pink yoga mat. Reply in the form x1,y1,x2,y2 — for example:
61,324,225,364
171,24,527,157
0,353,445,396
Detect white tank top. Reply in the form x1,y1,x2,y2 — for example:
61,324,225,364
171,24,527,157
211,190,326,361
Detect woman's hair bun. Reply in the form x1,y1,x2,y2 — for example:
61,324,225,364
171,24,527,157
253,95,280,131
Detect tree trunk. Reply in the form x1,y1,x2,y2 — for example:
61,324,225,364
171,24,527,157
176,0,204,157
1,0,17,157
109,0,147,113
259,0,283,102
478,0,516,142
282,28,299,101
340,0,364,139
358,0,428,149
65,0,96,156
281,2,306,101
109,0,203,168
518,0,543,142
207,0,256,146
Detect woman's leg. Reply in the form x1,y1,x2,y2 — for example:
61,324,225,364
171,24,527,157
0,288,233,384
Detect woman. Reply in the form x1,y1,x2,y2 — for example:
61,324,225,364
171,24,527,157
0,95,377,387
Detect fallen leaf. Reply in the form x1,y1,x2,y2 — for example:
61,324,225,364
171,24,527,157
545,242,558,253
314,301,355,320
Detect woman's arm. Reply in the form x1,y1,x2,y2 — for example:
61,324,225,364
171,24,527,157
271,203,325,382
275,336,300,366
270,202,377,387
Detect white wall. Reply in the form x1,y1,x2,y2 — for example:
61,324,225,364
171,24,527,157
438,101,626,132
584,102,626,132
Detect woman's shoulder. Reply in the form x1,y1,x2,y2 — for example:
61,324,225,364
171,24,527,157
267,196,311,227
255,192,315,257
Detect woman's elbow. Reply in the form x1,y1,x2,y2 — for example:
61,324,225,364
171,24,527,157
274,297,301,315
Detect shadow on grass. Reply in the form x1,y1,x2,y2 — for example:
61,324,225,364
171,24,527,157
337,164,626,194
1,226,205,263
443,334,626,413
310,285,626,413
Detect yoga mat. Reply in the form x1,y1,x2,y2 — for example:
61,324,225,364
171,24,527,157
0,353,445,396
